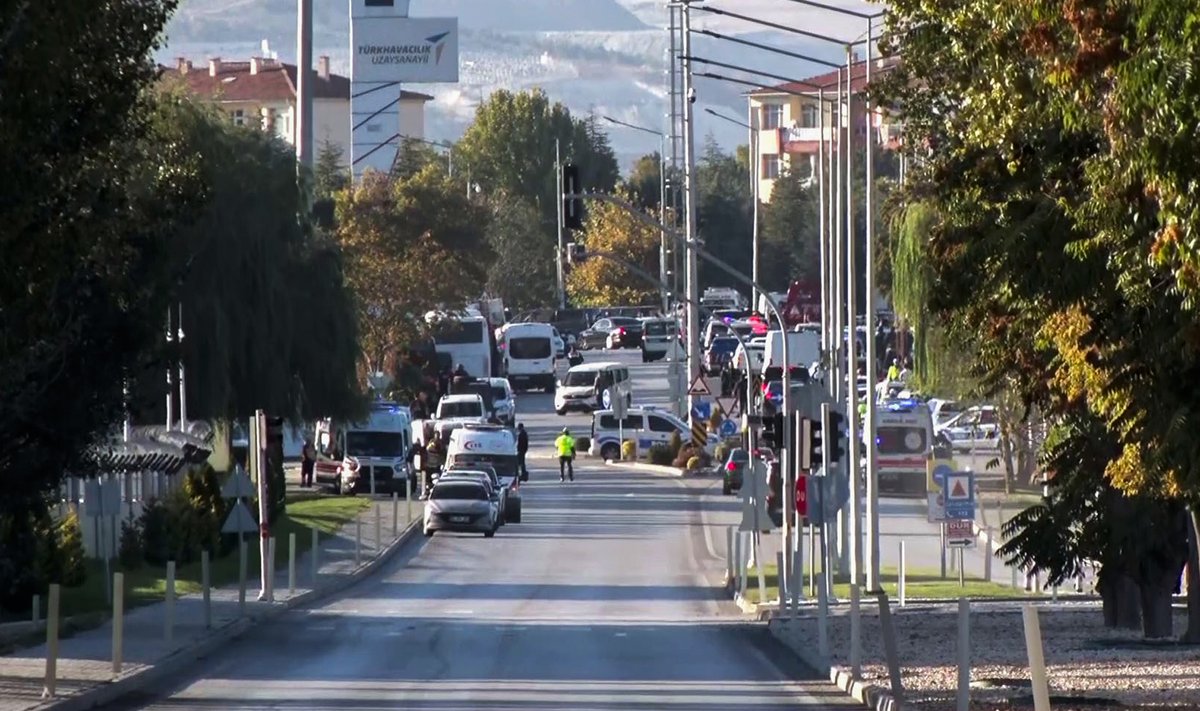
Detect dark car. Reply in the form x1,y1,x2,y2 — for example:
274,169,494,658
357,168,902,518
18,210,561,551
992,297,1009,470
605,317,644,349
723,447,749,495
704,336,738,375
577,316,643,350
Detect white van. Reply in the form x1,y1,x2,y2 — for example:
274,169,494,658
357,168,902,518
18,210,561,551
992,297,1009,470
640,317,678,362
433,393,489,442
501,322,557,392
446,424,522,522
588,406,718,461
314,403,413,495
554,361,632,415
762,329,821,376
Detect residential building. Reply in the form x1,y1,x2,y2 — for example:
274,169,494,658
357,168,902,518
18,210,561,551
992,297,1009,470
747,56,899,202
161,56,433,166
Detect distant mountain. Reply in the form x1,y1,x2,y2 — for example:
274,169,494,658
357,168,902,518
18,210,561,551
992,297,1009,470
409,0,647,32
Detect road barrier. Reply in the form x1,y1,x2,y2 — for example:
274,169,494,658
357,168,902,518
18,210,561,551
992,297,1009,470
111,573,124,677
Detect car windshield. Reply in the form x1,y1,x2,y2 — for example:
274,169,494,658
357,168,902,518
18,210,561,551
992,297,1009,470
710,338,738,353
643,321,673,336
430,483,487,501
612,317,641,328
490,386,509,402
439,401,483,418
729,449,749,463
435,320,484,345
563,370,599,387
451,455,517,478
345,431,404,457
508,337,551,359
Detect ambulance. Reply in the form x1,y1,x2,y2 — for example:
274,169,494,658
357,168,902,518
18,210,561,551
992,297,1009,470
872,397,934,495
313,402,413,495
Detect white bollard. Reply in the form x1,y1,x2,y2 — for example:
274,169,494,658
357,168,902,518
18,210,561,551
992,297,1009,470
899,540,907,607
816,575,829,660
32,594,40,625
1052,583,1059,602
201,550,211,629
725,526,734,584
1022,604,1052,711
984,533,993,581
355,515,362,567
392,492,399,536
776,551,787,615
165,561,176,642
311,526,319,585
734,533,744,592
43,584,60,699
374,504,382,552
849,584,862,677
957,598,971,711
809,525,817,598
267,537,276,602
238,539,247,616
1012,562,1019,589
406,476,413,522
288,533,296,595
112,573,124,677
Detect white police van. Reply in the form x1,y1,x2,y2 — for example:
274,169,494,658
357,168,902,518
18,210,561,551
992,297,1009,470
588,406,718,462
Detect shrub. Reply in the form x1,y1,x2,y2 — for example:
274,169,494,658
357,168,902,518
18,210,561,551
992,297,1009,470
621,440,637,461
118,512,143,570
57,509,87,587
714,443,731,465
672,443,697,468
140,497,171,566
667,431,682,458
32,509,62,588
184,464,226,555
648,443,673,466
707,411,722,433
686,456,701,471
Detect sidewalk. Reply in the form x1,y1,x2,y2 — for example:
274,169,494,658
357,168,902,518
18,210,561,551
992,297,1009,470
0,496,420,711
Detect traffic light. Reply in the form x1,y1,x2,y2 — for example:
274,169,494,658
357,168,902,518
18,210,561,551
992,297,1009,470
562,163,584,230
761,411,783,450
799,416,823,471
826,408,846,465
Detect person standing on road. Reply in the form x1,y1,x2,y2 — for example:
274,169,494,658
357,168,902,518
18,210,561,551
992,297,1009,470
555,427,576,482
516,423,529,480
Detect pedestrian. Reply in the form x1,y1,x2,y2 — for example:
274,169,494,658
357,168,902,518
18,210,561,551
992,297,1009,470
422,428,444,498
300,438,316,488
452,363,470,393
516,423,529,481
555,427,576,482
410,390,431,420
887,358,901,382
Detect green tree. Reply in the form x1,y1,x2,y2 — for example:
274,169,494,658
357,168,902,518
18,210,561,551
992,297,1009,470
484,192,557,310
758,169,819,292
695,138,754,291
0,0,198,611
624,152,663,212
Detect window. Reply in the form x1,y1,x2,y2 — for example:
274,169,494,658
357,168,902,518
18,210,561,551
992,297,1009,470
439,401,483,419
435,320,484,345
232,109,245,127
978,409,997,426
430,483,487,501
563,370,598,387
648,416,679,433
345,431,405,458
877,426,927,455
508,337,551,359
762,104,784,129
762,155,781,179
801,103,820,128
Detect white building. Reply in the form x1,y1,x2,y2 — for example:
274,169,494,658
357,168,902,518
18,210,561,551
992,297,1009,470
161,56,432,165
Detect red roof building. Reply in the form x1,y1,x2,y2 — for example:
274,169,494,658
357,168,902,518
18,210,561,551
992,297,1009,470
161,56,433,166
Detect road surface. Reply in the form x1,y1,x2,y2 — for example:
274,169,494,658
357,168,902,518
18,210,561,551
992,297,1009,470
110,349,854,710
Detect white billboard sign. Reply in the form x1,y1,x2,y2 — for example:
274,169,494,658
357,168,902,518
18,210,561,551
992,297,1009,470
352,17,460,83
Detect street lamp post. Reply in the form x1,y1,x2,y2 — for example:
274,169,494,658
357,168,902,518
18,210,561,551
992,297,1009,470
601,115,670,314
703,108,760,311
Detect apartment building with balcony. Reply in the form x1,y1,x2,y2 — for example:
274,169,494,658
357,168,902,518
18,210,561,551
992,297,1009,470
747,56,899,202
160,56,432,166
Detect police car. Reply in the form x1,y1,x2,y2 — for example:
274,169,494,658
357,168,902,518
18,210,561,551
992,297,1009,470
588,406,719,462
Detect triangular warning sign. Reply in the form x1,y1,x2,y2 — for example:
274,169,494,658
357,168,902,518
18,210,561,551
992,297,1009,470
689,374,711,396
951,479,967,498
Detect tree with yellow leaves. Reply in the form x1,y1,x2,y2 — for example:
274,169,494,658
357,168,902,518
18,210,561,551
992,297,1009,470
566,192,661,307
335,167,492,381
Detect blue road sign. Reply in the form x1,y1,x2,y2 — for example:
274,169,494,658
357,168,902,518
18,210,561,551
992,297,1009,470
692,400,712,422
932,463,954,487
943,470,976,520
719,419,737,437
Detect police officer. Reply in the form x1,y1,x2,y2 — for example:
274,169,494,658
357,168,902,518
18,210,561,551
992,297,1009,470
555,427,576,482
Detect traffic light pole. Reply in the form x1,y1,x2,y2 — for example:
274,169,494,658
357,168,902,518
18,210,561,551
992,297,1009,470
555,139,567,310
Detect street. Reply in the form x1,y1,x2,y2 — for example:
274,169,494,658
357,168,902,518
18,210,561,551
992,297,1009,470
107,350,855,710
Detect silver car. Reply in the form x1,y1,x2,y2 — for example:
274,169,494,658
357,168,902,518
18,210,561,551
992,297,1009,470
423,481,498,538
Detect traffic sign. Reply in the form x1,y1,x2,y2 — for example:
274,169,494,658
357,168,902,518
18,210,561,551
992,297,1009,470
715,397,736,417
739,461,772,533
692,400,712,421
221,466,256,499
688,374,711,396
719,419,737,437
943,470,976,520
221,500,259,534
945,519,976,548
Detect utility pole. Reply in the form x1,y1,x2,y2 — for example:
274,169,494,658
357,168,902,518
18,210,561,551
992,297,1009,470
864,18,881,592
681,0,701,406
296,0,313,171
845,45,862,586
834,66,850,577
747,101,760,309
818,87,829,384
165,308,174,430
177,303,187,431
658,134,669,313
555,139,567,310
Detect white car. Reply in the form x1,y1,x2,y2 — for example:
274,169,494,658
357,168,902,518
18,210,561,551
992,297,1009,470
434,394,489,442
485,377,517,426
935,405,1000,451
551,327,567,359
422,480,498,538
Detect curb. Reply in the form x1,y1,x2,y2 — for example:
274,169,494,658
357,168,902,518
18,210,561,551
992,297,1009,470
605,461,684,477
37,518,423,711
767,618,898,711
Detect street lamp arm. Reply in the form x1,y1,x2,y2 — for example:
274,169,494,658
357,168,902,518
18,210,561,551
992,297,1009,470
694,28,844,69
774,0,884,20
601,115,665,138
705,107,749,130
695,71,841,102
693,5,855,46
687,55,838,96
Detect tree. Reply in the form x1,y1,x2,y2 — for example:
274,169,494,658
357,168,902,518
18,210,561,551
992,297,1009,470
142,95,363,424
483,192,557,311
566,193,660,307
0,0,197,611
758,169,820,292
335,166,492,379
624,153,663,212
695,138,754,290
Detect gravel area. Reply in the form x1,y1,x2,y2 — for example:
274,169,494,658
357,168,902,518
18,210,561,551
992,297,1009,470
774,601,1200,709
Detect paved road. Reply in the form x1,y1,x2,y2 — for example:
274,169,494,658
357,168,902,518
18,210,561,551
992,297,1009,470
108,348,853,710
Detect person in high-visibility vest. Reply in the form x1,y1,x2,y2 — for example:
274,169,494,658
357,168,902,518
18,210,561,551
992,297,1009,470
555,427,576,482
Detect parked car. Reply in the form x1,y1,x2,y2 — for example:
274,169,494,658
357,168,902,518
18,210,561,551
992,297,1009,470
604,317,644,349
422,480,499,538
723,447,750,496
576,318,620,350
935,405,1001,452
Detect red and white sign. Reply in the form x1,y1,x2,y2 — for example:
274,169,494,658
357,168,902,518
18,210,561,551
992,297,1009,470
945,519,975,548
